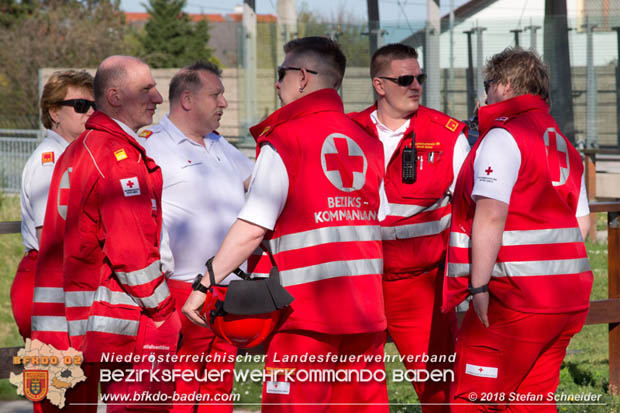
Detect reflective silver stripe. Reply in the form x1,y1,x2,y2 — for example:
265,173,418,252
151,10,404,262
95,286,138,307
33,287,64,303
135,282,170,310
381,214,451,241
66,286,140,308
387,194,450,218
87,315,140,336
450,227,584,249
31,316,68,332
266,225,381,254
68,319,87,337
502,227,583,246
447,257,591,278
449,232,470,248
280,258,383,287
65,291,95,308
116,260,162,287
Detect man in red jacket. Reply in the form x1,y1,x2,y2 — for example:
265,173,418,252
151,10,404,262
38,55,179,412
350,43,468,412
444,47,592,412
184,37,389,412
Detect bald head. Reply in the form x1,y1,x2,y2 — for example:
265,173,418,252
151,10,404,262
93,55,163,132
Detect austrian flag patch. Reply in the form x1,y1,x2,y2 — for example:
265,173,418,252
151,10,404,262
120,177,141,197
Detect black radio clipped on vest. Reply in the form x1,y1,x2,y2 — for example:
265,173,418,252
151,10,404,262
402,131,417,184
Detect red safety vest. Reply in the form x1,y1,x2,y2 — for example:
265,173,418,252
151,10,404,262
60,112,174,361
443,94,593,313
350,105,465,277
249,89,387,334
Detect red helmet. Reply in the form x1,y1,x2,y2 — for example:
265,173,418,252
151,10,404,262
201,267,294,349
203,286,283,348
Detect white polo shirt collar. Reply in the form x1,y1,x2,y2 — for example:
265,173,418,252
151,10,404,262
160,115,219,152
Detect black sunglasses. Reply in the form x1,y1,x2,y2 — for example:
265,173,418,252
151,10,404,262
277,66,319,82
379,74,427,87
58,99,96,114
484,79,495,94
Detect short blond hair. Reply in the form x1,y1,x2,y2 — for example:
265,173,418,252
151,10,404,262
484,47,550,105
40,70,94,129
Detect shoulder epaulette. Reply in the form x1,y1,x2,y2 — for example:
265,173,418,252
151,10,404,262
428,111,462,133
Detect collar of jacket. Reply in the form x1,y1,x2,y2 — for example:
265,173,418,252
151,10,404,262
478,94,549,136
85,111,149,158
249,88,344,140
349,103,425,140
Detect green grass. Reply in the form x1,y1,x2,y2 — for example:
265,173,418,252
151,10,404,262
1,197,619,410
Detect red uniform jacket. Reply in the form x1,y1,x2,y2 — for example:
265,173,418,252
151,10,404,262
443,94,593,313
249,89,387,334
350,105,465,277
60,111,173,361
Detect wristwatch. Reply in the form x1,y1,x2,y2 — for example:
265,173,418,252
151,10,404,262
191,274,209,294
468,283,489,296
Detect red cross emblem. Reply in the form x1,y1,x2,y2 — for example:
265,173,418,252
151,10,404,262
479,367,484,372
485,166,493,175
57,167,72,220
544,128,569,186
126,180,135,188
321,134,367,192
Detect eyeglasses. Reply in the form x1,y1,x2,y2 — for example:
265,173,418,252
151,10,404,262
379,74,427,87
58,99,96,114
277,66,318,82
484,79,495,94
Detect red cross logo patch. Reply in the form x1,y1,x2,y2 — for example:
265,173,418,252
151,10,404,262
120,177,141,197
320,133,367,192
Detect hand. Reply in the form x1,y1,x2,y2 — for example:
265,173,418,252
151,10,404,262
182,290,209,327
472,292,490,327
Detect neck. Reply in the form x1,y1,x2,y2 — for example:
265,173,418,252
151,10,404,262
375,103,410,131
51,127,76,143
168,112,208,147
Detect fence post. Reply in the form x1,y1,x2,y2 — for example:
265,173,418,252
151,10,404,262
609,210,620,395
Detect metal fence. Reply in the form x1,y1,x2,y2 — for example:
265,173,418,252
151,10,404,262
0,130,42,193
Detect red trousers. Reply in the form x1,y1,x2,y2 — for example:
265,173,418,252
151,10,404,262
262,329,389,413
450,299,588,413
383,268,457,412
168,279,237,413
11,249,38,339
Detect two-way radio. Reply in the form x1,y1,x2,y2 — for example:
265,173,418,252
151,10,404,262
402,131,417,184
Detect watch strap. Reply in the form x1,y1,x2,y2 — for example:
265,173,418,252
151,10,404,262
192,274,209,294
468,283,489,296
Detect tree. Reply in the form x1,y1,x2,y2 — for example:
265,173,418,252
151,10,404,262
139,0,215,68
0,0,130,128
297,2,370,67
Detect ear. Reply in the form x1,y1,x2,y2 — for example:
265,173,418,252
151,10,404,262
299,69,311,91
372,77,386,97
180,90,193,111
106,87,122,108
49,106,61,124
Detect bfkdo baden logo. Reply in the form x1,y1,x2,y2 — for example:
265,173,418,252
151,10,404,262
10,339,86,409
24,370,49,402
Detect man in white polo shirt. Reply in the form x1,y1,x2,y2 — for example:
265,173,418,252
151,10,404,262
141,61,253,413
